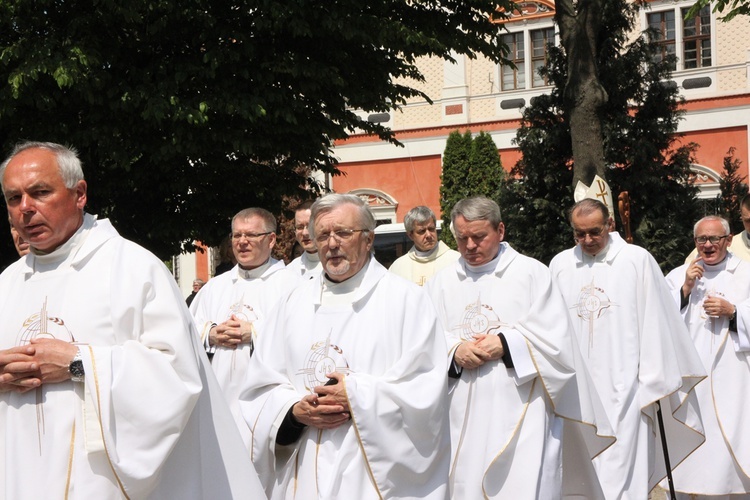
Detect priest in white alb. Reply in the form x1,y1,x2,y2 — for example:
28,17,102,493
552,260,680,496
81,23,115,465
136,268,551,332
549,197,706,499
665,216,750,497
0,142,265,499
190,207,299,447
286,199,322,279
426,196,614,499
240,194,450,499
389,205,459,286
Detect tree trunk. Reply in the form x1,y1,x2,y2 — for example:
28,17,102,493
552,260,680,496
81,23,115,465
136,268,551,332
556,0,608,188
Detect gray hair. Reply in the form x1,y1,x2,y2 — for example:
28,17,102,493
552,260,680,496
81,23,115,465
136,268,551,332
232,207,277,233
568,198,610,225
193,279,205,285
309,193,376,240
0,141,84,190
694,215,731,237
404,206,436,232
450,197,502,229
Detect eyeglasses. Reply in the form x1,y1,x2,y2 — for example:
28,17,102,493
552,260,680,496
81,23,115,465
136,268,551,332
573,226,607,241
231,231,272,241
695,235,729,245
314,228,368,243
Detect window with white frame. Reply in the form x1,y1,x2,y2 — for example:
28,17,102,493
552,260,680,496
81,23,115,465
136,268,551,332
646,4,711,71
501,26,556,91
531,27,555,87
501,32,526,90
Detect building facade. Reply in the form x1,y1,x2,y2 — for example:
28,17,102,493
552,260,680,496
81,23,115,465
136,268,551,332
332,0,750,231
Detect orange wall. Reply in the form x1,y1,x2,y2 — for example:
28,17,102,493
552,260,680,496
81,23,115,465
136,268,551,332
334,155,444,221
678,126,748,177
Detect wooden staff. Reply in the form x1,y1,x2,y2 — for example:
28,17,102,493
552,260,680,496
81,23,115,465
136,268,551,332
618,190,677,499
618,191,633,244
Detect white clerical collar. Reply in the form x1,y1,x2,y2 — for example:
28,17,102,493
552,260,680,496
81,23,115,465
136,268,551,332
703,256,728,274
581,239,612,264
414,245,439,259
237,259,271,280
321,257,370,306
31,213,95,270
464,247,503,276
304,251,320,264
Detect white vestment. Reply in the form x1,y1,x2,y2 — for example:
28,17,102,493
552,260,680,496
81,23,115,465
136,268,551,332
426,243,614,500
664,253,750,496
287,251,322,280
190,258,299,447
685,230,750,263
0,215,265,499
240,258,450,499
549,232,706,499
388,240,460,286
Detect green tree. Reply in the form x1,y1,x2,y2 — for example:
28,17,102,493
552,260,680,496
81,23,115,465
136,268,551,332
439,130,504,248
687,0,750,22
716,148,748,234
0,0,511,268
501,0,701,270
439,130,473,248
469,131,505,203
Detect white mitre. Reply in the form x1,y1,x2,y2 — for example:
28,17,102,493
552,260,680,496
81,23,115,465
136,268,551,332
574,174,614,212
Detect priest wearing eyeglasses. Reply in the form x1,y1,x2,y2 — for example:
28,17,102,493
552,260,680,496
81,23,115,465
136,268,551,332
189,207,299,448
549,198,705,499
663,216,750,497
239,193,450,499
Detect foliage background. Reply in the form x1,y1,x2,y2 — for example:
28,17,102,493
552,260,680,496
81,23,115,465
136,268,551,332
0,0,510,268
500,0,702,270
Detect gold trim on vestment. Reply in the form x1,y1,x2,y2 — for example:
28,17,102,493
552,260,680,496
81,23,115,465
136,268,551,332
711,329,750,482
89,345,130,499
344,376,384,499
529,338,617,459
64,421,75,499
481,377,535,500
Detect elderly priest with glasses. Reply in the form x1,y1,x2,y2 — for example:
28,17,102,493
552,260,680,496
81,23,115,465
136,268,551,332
663,216,750,497
549,197,706,499
0,141,265,498
239,193,450,499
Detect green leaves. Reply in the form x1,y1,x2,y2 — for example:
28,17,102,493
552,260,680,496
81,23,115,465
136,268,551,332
0,0,510,266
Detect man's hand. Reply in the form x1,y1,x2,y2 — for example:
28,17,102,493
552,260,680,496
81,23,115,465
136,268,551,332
473,334,504,361
683,257,704,297
0,345,39,392
0,339,78,390
209,315,255,349
292,373,350,430
454,340,495,369
703,295,735,318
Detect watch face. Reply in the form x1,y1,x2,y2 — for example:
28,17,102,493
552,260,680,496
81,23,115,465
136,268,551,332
70,359,85,380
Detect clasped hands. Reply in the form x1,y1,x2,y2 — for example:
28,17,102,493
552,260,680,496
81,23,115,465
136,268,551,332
454,333,504,370
0,338,78,393
292,372,350,430
209,314,254,349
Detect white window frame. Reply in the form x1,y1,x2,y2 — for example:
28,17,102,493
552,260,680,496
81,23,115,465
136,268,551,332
498,20,557,93
642,0,716,73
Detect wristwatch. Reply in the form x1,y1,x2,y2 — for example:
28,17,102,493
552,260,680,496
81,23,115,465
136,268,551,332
69,348,85,383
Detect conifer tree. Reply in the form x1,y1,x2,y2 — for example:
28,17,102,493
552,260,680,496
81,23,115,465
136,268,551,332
716,148,748,234
500,0,701,270
440,130,505,248
440,130,473,248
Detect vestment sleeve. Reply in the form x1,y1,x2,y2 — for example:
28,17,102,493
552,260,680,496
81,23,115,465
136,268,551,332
82,247,203,498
